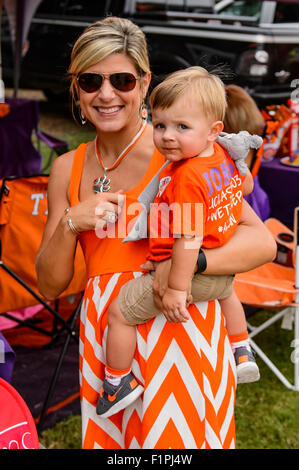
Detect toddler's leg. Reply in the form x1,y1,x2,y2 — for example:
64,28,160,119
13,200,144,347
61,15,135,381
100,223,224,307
96,297,143,418
220,289,248,336
106,297,137,371
220,291,260,384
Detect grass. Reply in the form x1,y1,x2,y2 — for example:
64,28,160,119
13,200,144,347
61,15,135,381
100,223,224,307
235,309,299,449
34,102,299,450
39,415,82,449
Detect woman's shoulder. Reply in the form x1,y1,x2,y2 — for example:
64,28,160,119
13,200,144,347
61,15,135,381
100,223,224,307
50,149,75,180
46,150,75,202
50,142,89,179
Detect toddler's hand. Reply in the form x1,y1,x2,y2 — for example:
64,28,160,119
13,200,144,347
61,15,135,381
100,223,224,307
140,260,155,271
162,287,189,323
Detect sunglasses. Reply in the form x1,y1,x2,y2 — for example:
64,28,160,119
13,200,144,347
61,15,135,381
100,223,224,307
77,72,140,93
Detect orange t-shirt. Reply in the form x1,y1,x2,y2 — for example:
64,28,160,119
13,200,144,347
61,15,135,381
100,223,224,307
148,142,244,262
68,143,165,278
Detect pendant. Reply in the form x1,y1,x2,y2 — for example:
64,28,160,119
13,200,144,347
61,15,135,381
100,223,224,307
93,174,111,193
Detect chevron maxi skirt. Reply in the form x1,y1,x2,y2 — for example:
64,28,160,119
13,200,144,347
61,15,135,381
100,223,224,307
79,271,237,449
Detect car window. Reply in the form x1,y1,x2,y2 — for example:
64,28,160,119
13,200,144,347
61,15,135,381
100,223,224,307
35,0,106,17
217,0,262,21
274,2,299,23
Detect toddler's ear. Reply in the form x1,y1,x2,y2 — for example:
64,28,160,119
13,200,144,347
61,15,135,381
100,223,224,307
209,121,224,141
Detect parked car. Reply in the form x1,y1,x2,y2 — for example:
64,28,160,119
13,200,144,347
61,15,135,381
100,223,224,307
2,0,299,106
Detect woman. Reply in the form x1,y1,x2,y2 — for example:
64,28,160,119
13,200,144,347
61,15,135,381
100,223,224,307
36,17,276,449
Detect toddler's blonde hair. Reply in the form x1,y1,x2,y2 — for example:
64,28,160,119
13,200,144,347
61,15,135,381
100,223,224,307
150,66,227,122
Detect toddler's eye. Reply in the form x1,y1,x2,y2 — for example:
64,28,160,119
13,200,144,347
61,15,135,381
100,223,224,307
154,122,164,129
178,123,188,130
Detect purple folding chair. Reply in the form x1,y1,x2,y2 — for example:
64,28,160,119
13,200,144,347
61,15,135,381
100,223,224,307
0,97,68,178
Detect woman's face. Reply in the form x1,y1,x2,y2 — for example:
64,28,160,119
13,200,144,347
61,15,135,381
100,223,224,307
78,52,150,134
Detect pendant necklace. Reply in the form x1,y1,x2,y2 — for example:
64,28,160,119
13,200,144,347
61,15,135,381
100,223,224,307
93,119,147,193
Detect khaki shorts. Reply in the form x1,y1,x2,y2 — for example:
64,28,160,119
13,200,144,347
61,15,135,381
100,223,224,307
119,271,234,325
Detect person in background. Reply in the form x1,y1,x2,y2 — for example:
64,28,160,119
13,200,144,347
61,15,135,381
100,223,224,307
224,84,270,221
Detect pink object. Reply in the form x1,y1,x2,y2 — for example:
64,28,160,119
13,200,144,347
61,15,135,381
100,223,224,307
0,304,44,330
0,378,39,449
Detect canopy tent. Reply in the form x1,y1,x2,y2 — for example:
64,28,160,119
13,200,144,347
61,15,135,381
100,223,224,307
0,0,42,97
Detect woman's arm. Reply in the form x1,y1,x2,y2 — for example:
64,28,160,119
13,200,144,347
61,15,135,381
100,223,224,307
36,153,77,299
36,153,123,300
202,200,276,275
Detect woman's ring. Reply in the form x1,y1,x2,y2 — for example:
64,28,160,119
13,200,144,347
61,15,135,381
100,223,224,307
103,210,117,224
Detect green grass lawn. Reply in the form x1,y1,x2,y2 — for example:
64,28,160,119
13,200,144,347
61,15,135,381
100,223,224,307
235,309,299,449
36,111,299,450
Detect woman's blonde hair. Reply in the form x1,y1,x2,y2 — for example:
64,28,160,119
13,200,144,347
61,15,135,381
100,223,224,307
68,16,150,101
224,84,265,136
150,66,227,121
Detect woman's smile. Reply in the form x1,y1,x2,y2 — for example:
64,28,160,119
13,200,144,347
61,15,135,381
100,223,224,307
94,105,124,116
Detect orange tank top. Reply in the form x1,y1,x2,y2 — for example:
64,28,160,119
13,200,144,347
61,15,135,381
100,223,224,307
68,142,165,278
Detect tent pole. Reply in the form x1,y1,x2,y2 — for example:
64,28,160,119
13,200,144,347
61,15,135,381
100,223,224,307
294,208,299,389
0,0,4,102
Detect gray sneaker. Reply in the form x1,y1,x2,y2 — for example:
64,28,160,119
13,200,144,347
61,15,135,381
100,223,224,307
234,346,260,384
96,372,144,418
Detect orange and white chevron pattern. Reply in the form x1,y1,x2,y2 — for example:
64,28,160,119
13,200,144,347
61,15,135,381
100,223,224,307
79,272,237,449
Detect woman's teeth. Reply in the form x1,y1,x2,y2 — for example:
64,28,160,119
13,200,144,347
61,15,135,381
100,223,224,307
96,106,120,114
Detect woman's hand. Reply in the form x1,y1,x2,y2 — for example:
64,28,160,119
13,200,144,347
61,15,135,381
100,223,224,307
66,191,125,233
150,259,172,310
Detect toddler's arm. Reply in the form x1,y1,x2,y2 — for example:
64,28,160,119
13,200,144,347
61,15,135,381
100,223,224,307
162,236,200,322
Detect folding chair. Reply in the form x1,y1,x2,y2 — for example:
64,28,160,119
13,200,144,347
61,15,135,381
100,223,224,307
36,129,68,174
0,174,86,429
0,97,68,179
234,207,299,390
0,377,40,449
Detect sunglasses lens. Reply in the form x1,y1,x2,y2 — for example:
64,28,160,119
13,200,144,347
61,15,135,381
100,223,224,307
78,73,102,93
110,73,137,91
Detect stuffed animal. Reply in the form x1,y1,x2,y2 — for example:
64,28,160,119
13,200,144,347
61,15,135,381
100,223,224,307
123,130,263,242
217,131,263,175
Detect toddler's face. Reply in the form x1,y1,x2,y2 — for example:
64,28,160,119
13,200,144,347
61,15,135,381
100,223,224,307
152,94,216,162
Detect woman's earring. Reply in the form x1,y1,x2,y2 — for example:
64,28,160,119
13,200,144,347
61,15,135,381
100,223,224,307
79,108,87,125
141,100,148,121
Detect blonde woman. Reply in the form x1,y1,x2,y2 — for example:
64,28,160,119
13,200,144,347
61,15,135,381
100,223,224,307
36,17,276,449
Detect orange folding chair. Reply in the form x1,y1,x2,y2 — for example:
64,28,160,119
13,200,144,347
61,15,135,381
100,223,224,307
234,207,299,390
0,174,86,429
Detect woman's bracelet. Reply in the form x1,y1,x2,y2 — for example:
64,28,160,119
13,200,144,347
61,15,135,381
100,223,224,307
196,249,207,274
64,207,80,235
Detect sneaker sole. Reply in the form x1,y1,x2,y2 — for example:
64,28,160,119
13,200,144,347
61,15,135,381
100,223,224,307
237,362,260,384
97,385,144,418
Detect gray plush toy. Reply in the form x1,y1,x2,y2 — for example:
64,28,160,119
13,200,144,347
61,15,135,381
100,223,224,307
122,130,263,243
217,131,263,175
